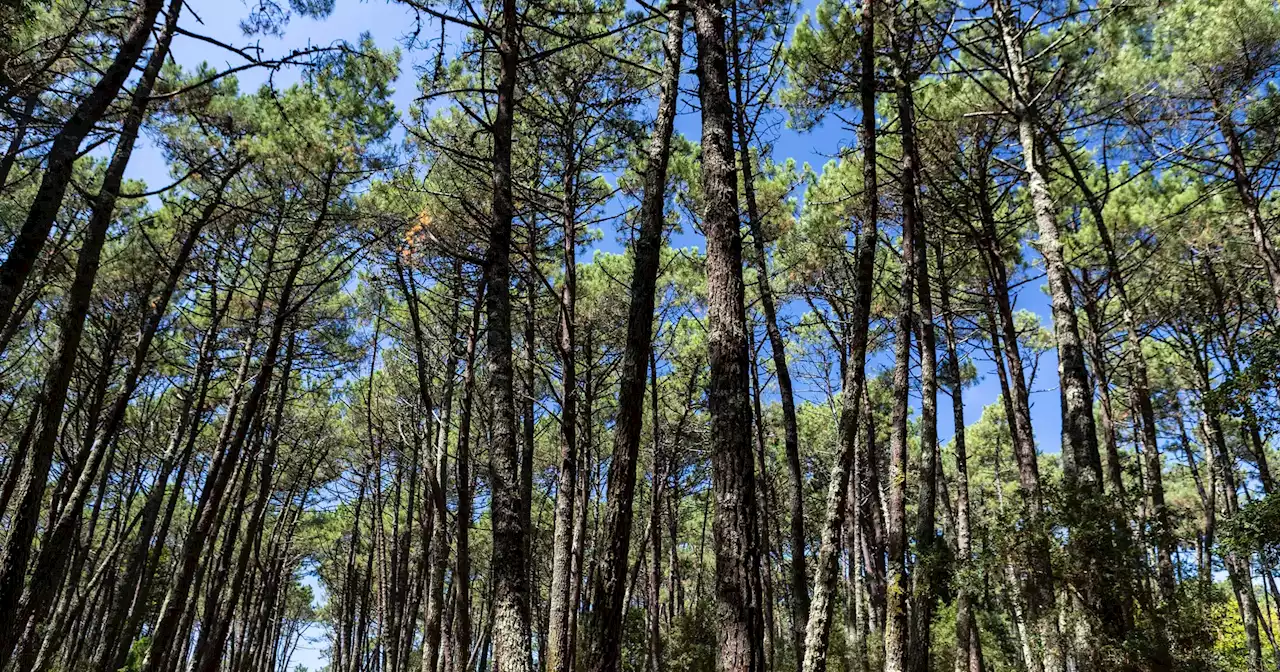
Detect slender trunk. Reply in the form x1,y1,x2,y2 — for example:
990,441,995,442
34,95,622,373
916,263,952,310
882,94,916,672
801,1,878,665
730,6,807,654
890,35,940,670
546,155,581,672
937,239,983,672
994,1,1123,661
747,327,779,671
142,169,334,672
1216,101,1280,316
648,352,666,672
1078,285,1126,497
973,150,1059,672
583,8,684,670
567,325,594,672
1054,135,1174,610
0,0,165,332
192,334,297,672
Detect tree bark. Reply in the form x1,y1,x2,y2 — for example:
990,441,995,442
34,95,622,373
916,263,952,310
730,7,808,656
583,8,684,670
454,275,485,672
936,238,984,672
547,153,581,672
800,1,878,666
691,0,767,667
486,0,534,664
889,27,940,670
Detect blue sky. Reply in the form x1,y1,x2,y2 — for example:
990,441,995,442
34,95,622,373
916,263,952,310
127,0,1064,668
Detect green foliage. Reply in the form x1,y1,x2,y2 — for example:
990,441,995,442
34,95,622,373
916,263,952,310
667,601,717,672
1219,493,1280,563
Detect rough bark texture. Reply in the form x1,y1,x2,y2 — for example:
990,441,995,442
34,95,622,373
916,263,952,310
800,2,877,666
546,159,580,672
486,0,534,665
583,8,684,670
692,0,766,667
993,2,1105,663
882,82,916,672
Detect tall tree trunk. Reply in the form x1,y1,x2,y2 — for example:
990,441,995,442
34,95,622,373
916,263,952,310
936,238,983,672
882,70,917,672
583,7,684,670
486,0,533,663
747,327,780,671
691,0,767,667
546,155,581,672
993,1,1122,662
648,352,666,672
889,28,940,670
974,164,1057,672
567,325,594,672
1052,135,1174,610
801,1,877,666
400,258,447,672
191,334,298,672
454,275,485,672
730,6,807,655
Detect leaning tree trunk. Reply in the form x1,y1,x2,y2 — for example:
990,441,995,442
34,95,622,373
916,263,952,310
0,0,165,336
730,10,808,657
1051,134,1172,611
1215,102,1280,317
992,1,1120,663
800,1,878,667
0,2,177,659
141,173,333,672
583,7,684,671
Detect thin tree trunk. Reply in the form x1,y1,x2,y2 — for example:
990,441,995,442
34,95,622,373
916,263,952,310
1216,101,1280,316
486,2,533,661
937,238,983,672
0,0,165,333
546,155,581,672
890,29,940,669
730,6,808,655
801,1,877,666
583,8,684,670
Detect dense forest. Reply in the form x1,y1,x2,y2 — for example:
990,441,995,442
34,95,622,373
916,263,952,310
1,0,1280,670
